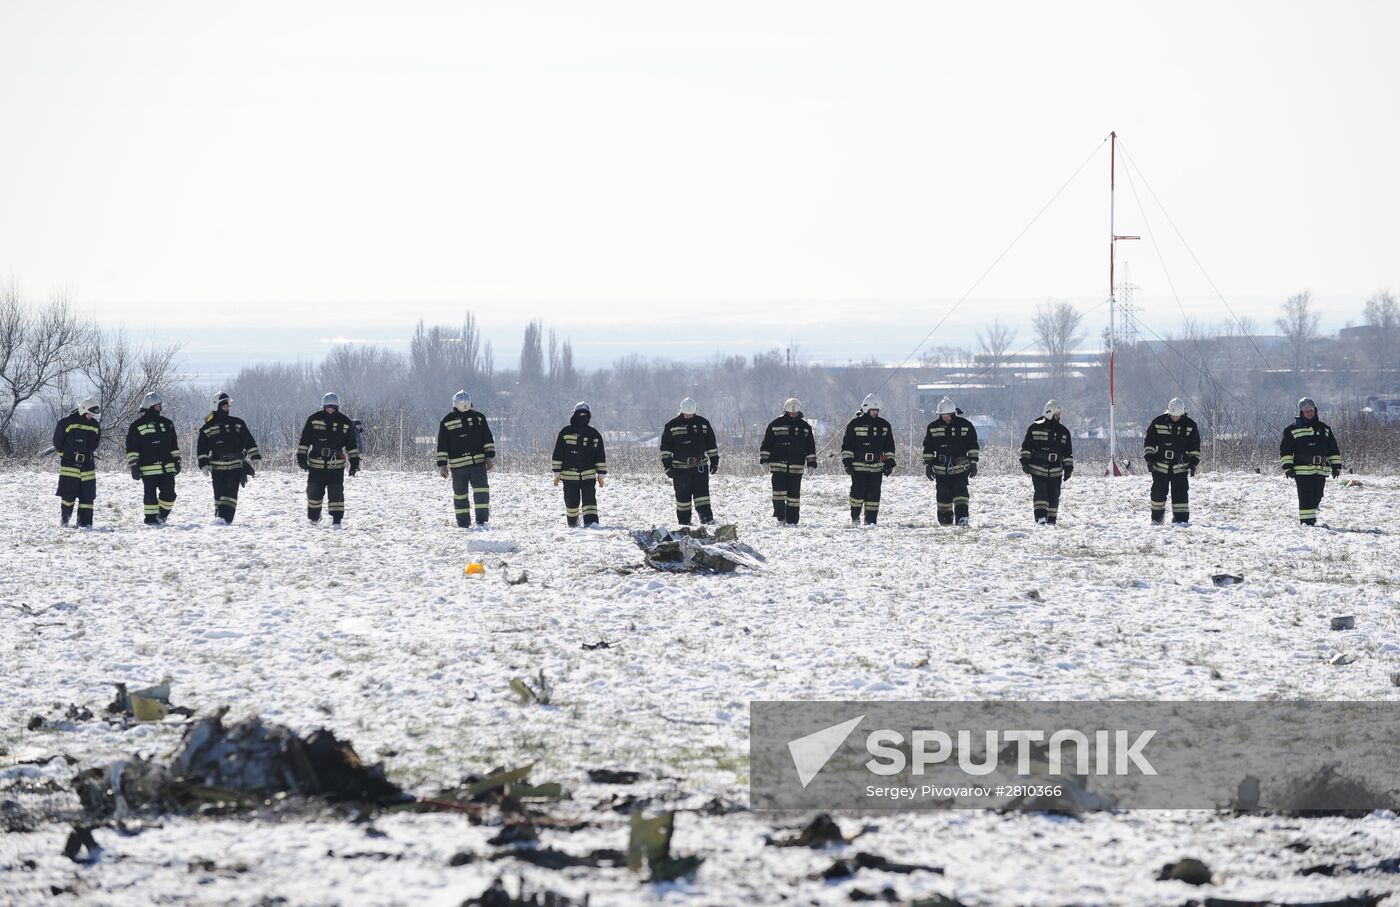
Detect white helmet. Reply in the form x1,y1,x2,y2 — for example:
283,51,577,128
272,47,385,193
1166,397,1186,417
678,397,697,415
212,391,232,411
1042,399,1064,419
322,392,340,409
935,396,957,416
573,401,591,415
452,390,472,412
1298,396,1317,414
77,398,101,419
782,397,801,414
860,394,882,414
141,392,163,410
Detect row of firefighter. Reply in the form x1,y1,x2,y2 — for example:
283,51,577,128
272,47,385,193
52,390,1343,529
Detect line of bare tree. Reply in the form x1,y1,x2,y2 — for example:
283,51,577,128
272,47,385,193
0,282,183,457
2,282,1396,473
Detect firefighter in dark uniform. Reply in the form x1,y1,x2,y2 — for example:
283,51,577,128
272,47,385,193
660,397,720,526
1280,396,1343,526
760,397,817,525
296,392,360,527
53,398,102,527
922,395,979,526
841,394,896,525
1019,399,1074,525
125,392,181,525
551,401,607,527
1143,397,1200,524
196,392,261,524
436,390,495,528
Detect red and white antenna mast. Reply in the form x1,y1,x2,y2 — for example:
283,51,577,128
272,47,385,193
1108,131,1138,476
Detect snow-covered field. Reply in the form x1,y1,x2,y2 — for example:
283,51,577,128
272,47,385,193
3,464,1400,906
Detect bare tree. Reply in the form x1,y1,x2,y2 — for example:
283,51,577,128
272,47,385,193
520,320,544,385
1275,290,1319,390
78,327,183,448
0,283,92,454
1363,291,1399,386
227,362,318,460
1032,300,1085,388
977,318,1017,362
318,343,407,407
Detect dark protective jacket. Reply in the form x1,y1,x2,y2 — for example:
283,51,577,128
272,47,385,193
760,412,817,474
841,412,896,474
659,414,718,471
1019,417,1074,478
1143,413,1200,475
125,408,181,476
1280,416,1342,477
551,412,607,480
53,411,101,467
923,415,979,476
196,410,261,472
298,408,361,471
436,408,496,469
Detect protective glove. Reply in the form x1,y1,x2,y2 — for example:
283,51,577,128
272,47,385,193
968,462,978,479
349,460,360,477
805,461,817,475
297,453,309,470
240,472,248,488
1021,461,1033,475
172,461,181,476
843,462,854,476
200,465,210,476
925,463,935,480
242,460,256,478
664,467,676,479
597,476,605,488
130,465,141,481
881,460,895,477
1189,463,1198,477
553,474,562,486
709,457,720,474
1062,465,1073,481
439,466,450,478
1332,466,1342,479
485,459,494,471
1284,467,1295,479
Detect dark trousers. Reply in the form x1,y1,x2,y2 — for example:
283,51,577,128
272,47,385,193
307,468,346,523
56,470,96,527
671,467,712,525
563,478,598,527
451,465,490,527
1031,474,1063,524
934,473,970,525
770,470,804,524
1150,471,1190,523
848,470,884,523
142,474,177,524
1295,474,1326,525
211,470,242,523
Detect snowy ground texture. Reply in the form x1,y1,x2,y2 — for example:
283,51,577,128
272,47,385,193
3,462,1400,906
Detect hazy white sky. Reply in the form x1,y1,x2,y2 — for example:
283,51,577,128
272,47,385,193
1,0,1397,361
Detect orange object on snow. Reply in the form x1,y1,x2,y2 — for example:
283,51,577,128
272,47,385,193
464,562,485,575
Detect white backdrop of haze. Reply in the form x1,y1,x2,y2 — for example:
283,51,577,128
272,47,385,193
1,0,1396,369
